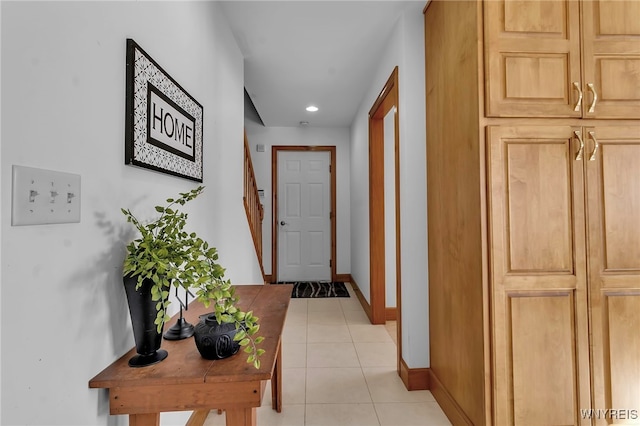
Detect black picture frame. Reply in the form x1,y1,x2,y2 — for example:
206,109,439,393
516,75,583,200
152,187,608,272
125,39,203,182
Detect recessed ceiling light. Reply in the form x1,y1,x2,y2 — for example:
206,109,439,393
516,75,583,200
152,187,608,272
306,105,318,112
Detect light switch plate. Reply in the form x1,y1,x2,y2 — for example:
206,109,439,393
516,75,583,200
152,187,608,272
12,165,81,226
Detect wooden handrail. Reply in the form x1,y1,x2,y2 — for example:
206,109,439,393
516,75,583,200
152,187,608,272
243,131,265,280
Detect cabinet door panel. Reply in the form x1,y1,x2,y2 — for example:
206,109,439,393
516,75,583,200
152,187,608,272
582,1,640,119
509,292,579,425
605,295,640,418
487,126,591,425
485,0,582,117
600,143,640,270
586,126,640,424
505,141,573,272
503,0,565,33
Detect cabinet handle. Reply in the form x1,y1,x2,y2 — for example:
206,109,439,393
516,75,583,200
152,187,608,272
574,130,584,160
588,83,598,113
573,82,583,112
588,131,599,161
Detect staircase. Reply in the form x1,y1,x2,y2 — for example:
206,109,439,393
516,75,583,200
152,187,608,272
243,131,265,281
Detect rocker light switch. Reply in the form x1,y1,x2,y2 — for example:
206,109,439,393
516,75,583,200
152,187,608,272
11,165,81,225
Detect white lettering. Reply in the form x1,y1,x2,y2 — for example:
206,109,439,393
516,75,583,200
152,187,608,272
581,409,639,420
148,89,195,158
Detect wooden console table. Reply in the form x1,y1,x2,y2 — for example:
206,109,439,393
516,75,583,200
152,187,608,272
89,284,292,426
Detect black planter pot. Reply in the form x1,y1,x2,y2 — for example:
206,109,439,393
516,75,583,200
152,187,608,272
193,313,241,360
123,274,168,367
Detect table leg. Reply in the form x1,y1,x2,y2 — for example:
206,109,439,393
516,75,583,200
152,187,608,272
225,407,256,426
129,413,160,426
271,341,282,412
186,410,210,426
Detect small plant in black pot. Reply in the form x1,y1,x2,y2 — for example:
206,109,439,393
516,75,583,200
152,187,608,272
189,239,264,366
192,283,261,362
121,186,264,368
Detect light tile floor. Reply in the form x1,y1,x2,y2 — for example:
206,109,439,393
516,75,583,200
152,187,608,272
204,283,451,426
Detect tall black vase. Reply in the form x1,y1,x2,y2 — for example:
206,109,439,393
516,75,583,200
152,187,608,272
123,274,168,367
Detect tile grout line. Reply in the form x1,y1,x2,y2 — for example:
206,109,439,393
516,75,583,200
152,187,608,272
344,285,382,426
304,298,309,418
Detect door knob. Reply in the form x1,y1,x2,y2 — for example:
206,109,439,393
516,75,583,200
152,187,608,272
280,221,287,226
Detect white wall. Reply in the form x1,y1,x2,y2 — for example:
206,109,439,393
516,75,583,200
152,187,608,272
0,3,3,420
1,2,261,425
244,123,351,279
349,2,429,368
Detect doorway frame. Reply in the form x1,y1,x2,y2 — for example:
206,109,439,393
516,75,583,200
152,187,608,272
368,67,402,368
271,146,337,283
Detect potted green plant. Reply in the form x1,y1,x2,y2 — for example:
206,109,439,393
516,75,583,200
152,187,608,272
121,186,264,368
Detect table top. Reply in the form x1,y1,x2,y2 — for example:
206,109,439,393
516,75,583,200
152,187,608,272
89,284,293,389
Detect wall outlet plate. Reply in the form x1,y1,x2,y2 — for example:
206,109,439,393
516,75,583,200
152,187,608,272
11,165,81,226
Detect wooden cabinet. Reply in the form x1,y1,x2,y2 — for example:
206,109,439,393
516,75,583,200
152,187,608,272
425,1,640,425
582,3,640,119
487,125,592,424
585,126,640,420
486,125,640,424
485,0,640,119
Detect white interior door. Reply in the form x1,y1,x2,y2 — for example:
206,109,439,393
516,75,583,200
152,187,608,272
277,150,331,282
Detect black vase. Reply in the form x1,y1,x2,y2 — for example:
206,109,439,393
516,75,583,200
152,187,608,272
193,313,241,360
123,274,168,367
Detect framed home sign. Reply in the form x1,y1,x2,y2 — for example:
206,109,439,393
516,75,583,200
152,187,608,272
125,39,203,182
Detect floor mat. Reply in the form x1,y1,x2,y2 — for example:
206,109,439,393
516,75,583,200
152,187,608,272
276,281,350,298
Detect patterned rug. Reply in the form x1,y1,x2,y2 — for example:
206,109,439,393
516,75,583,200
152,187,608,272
276,281,350,298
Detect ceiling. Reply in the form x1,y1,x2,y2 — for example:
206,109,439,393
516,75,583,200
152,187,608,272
219,1,420,128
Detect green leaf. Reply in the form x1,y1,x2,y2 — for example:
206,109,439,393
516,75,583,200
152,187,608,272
121,186,264,369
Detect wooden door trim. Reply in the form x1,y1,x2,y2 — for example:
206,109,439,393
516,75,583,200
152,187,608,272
271,146,337,283
369,67,402,374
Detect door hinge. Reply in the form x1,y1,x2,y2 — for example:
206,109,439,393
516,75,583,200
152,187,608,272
329,165,332,173
330,259,332,267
